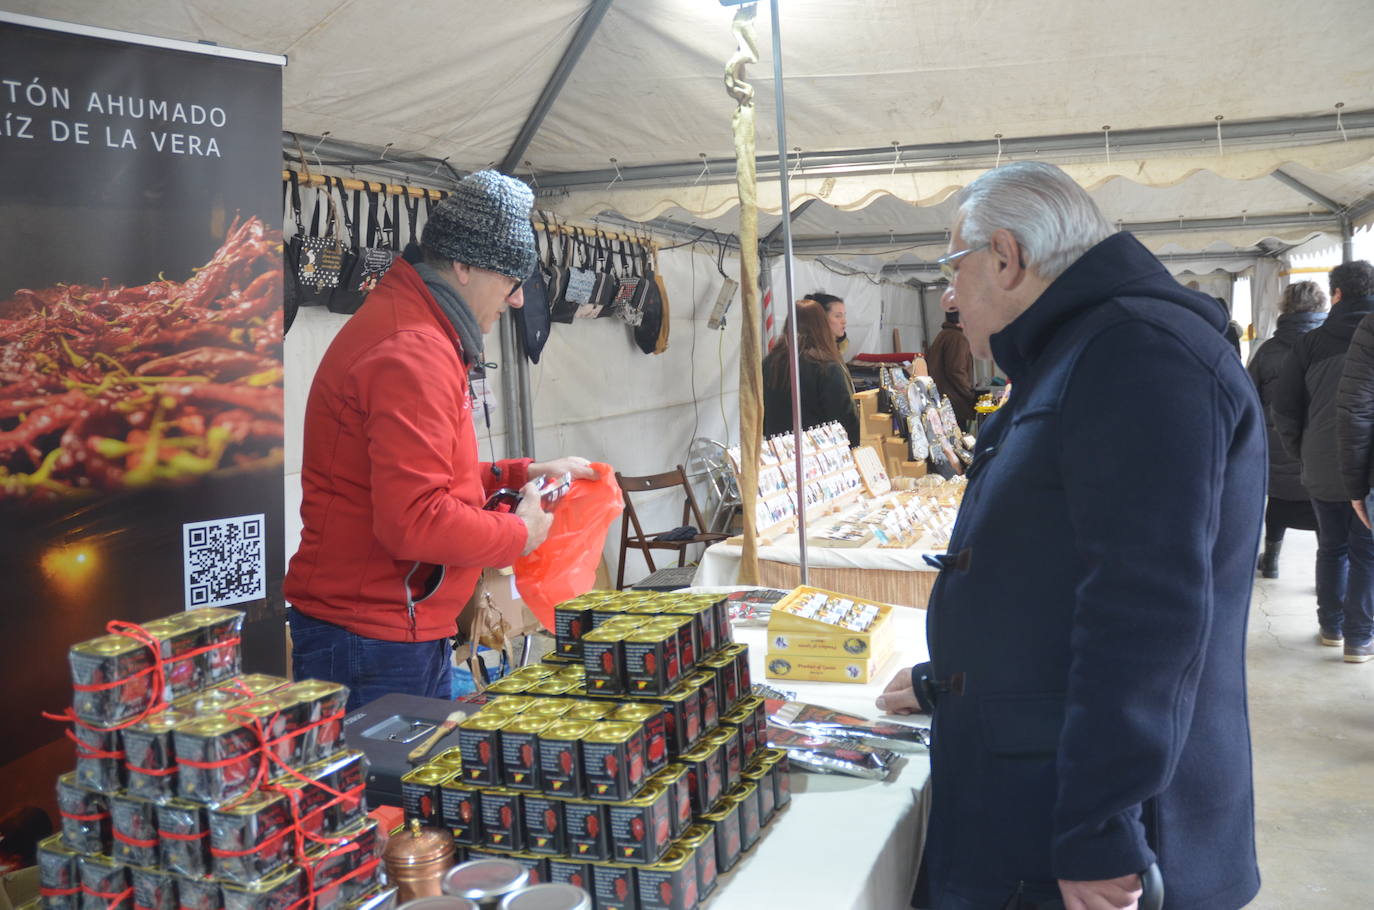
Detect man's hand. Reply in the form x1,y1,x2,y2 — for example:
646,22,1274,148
515,481,553,555
1354,497,1372,531
875,666,926,715
1058,874,1143,910
529,456,597,481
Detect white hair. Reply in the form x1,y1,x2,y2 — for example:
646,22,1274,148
955,161,1115,281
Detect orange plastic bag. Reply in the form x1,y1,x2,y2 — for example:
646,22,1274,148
514,462,623,630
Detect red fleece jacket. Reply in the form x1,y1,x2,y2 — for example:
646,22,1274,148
284,259,530,641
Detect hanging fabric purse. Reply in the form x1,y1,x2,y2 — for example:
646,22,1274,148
610,237,650,327
570,229,614,319
593,232,622,319
295,176,348,300
547,226,579,323
326,179,367,314
343,183,397,304
282,172,305,334
513,219,553,363
401,193,428,264
634,243,670,354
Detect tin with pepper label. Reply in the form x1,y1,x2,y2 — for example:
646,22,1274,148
458,713,509,787
78,853,131,910
647,765,691,841
621,628,679,696
499,715,552,791
507,851,550,886
72,722,125,795
607,785,672,866
580,628,627,696
57,772,110,855
478,787,524,851
219,864,303,910
155,800,209,877
582,723,645,803
704,727,741,792
173,714,260,806
656,604,709,665
589,862,637,910
609,704,667,776
124,705,194,802
142,615,205,702
678,826,717,901
681,674,717,734
555,604,594,659
547,857,595,894
641,685,699,758
698,799,741,873
562,800,610,862
756,748,792,808
537,719,593,799
175,873,222,910
740,765,775,826
400,766,450,826
110,792,160,868
207,789,293,885
439,775,483,845
519,793,565,856
634,846,698,910
69,633,155,727
679,740,723,816
284,679,349,763
725,781,761,851
37,833,81,910
184,608,245,685
719,705,756,763
130,865,177,910
697,653,737,715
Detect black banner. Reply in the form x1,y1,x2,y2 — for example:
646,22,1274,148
0,17,285,840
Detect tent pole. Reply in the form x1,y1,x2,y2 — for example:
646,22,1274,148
767,0,806,585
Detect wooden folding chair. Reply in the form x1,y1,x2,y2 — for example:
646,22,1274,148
615,465,730,589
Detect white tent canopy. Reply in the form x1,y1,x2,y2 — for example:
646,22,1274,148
14,0,1374,267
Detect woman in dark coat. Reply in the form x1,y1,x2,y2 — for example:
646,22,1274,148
763,299,859,446
1247,280,1327,576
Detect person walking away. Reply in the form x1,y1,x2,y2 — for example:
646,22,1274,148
1247,280,1327,577
1271,260,1374,661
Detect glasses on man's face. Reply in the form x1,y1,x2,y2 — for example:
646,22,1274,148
936,243,989,282
508,277,524,297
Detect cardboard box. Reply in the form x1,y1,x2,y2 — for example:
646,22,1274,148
765,586,896,665
762,645,893,683
907,357,929,378
895,460,928,479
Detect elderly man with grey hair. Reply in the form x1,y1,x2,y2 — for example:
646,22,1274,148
877,162,1264,910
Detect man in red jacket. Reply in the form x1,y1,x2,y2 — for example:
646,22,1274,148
284,170,593,709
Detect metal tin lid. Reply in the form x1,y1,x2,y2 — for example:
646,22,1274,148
483,697,534,714
220,864,301,895
580,628,625,644
402,766,452,786
502,716,554,735
228,674,291,697
623,628,674,645
527,680,576,697
484,677,532,695
283,678,344,700
561,702,610,721
460,714,511,732
609,704,660,722
699,652,733,668
590,602,630,614
184,607,244,627
174,713,247,737
646,846,692,872
209,788,282,817
434,747,466,766
523,700,574,718
497,882,592,910
651,764,686,783
705,726,738,744
384,819,456,867
441,858,529,901
398,897,478,910
128,705,192,735
583,722,638,745
540,720,595,741
71,633,148,658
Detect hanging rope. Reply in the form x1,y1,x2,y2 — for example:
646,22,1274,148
725,2,763,585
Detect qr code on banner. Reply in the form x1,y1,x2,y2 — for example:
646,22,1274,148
183,514,266,609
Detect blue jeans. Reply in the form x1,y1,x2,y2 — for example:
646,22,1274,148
287,608,454,712
1311,499,1374,645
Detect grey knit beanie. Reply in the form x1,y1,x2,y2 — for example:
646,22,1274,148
421,170,537,281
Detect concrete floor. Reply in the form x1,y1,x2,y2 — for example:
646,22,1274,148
1247,529,1374,908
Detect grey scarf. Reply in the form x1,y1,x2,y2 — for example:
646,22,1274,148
415,262,483,365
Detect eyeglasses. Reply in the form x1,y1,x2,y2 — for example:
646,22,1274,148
508,277,524,297
935,243,988,282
